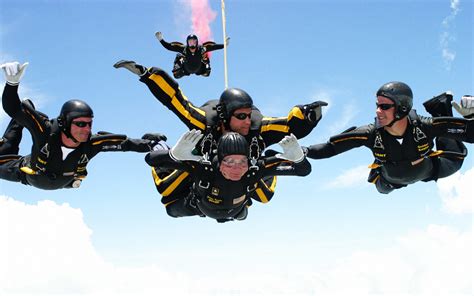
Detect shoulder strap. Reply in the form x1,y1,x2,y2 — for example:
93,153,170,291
409,110,431,157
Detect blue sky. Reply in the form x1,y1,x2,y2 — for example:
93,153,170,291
0,0,472,295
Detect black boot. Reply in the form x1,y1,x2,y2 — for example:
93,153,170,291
0,118,23,155
423,92,453,117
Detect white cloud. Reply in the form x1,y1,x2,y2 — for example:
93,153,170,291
0,196,192,296
1,195,471,296
440,0,461,71
309,224,472,295
436,166,474,214
324,164,370,189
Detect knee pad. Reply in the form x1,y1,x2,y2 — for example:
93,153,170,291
375,175,403,194
165,202,182,218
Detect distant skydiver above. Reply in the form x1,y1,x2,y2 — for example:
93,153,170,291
304,81,474,194
145,130,311,222
0,61,166,190
113,60,327,217
155,31,229,79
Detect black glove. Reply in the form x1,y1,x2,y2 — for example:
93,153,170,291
302,101,328,123
141,133,167,142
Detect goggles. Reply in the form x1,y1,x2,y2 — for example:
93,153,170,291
376,103,395,110
221,157,248,168
232,112,252,120
71,121,93,128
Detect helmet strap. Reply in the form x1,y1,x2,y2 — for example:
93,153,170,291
58,117,80,144
63,129,80,144
215,103,231,130
385,118,398,128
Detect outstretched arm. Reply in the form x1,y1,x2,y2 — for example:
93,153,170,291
139,67,208,131
425,116,474,143
145,150,194,172
2,62,50,145
261,134,311,177
155,31,185,53
260,101,328,146
306,125,373,159
145,129,203,171
89,132,167,157
202,41,225,52
2,62,29,118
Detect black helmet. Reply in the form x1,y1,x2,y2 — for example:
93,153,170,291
217,132,249,162
58,100,93,139
217,88,253,125
186,34,198,48
376,81,413,119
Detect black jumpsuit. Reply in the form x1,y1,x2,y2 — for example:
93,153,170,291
159,39,224,77
306,110,473,193
1,84,155,190
145,149,311,222
138,66,321,209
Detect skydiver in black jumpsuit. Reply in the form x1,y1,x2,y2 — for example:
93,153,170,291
145,130,311,222
0,61,165,190
155,31,228,78
113,60,327,216
305,82,474,194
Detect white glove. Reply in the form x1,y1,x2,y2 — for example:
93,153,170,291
155,31,163,41
170,129,203,161
276,134,304,163
452,95,474,118
1,62,28,85
225,37,230,46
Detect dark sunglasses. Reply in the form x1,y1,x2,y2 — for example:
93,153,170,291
233,112,252,120
71,121,93,128
376,103,395,110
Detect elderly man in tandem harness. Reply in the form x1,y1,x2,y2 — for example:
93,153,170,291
145,130,311,222
113,60,326,217
0,62,165,190
304,81,474,194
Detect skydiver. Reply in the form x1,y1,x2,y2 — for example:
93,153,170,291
0,61,166,190
113,60,327,217
304,81,474,194
155,31,229,78
145,130,311,222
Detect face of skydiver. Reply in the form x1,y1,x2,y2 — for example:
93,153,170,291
69,116,93,143
187,38,198,52
228,107,252,136
219,154,249,181
376,96,396,127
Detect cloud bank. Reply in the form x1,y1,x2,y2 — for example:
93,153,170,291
1,194,471,296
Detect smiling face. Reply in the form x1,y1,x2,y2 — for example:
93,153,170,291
219,154,249,181
376,96,396,127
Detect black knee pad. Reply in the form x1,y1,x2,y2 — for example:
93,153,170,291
165,199,198,218
165,202,182,218
375,176,404,194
